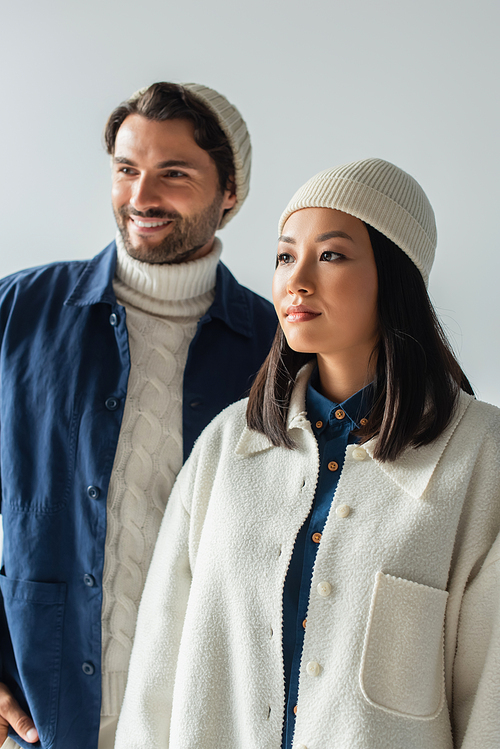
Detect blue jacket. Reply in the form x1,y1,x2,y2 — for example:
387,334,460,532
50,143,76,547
0,241,277,749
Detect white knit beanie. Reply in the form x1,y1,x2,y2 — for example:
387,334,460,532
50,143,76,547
278,158,436,285
128,83,251,229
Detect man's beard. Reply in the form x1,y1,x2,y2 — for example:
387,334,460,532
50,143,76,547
115,192,224,264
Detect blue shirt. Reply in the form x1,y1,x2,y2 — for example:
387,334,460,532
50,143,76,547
0,241,277,749
282,372,372,749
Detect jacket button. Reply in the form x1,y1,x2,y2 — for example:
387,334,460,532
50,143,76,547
315,420,323,429
306,661,321,677
311,532,322,544
109,313,118,326
352,447,367,461
82,662,95,676
105,397,119,411
327,461,338,472
317,581,332,597
336,504,351,518
335,409,345,420
87,486,100,499
83,574,96,587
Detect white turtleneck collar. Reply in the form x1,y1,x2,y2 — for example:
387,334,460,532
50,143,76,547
115,232,222,301
113,232,222,319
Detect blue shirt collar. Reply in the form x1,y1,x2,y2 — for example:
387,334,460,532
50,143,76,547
306,367,373,434
64,240,255,338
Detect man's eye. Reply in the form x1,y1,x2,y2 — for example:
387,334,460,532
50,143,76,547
277,252,293,264
165,170,186,178
320,251,342,261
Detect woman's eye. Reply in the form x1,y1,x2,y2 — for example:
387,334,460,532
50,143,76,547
277,252,293,264
320,250,342,261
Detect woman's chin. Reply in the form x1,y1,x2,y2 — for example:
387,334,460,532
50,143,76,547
285,339,317,356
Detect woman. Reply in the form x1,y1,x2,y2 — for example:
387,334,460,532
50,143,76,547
115,158,500,749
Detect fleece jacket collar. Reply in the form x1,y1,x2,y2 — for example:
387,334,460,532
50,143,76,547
363,391,473,499
236,361,474,500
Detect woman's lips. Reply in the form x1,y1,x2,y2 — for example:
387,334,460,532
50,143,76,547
285,305,321,322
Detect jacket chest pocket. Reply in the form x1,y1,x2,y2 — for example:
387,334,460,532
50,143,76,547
360,571,448,720
2,401,80,514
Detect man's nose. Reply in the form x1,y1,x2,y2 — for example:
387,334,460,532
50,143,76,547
130,175,163,211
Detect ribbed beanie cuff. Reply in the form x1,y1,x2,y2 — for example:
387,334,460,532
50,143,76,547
182,83,251,228
278,158,436,285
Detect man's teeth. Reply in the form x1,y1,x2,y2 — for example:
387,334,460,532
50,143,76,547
132,218,170,228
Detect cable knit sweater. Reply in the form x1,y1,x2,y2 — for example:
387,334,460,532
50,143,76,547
100,235,221,718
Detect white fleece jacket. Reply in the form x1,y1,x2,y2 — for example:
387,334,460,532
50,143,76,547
115,363,500,749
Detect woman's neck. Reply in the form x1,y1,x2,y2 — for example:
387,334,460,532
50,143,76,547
316,350,377,403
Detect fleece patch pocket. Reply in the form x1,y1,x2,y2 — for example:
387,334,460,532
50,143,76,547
360,572,448,719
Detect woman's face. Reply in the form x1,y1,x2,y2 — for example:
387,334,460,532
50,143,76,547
273,207,379,366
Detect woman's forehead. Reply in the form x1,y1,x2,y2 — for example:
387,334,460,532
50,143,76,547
281,207,369,243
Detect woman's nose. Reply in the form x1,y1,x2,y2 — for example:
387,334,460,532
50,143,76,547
287,264,314,295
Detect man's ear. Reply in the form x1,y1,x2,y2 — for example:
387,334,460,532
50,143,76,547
221,178,237,211
222,191,238,211
225,173,237,198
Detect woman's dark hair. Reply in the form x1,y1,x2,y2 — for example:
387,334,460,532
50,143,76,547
104,82,235,199
246,223,474,462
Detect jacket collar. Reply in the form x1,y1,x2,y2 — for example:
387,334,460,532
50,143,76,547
362,391,473,499
64,240,254,338
204,261,253,338
236,361,474,499
235,362,315,456
64,242,118,307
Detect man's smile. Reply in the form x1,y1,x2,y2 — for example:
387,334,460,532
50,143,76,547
129,217,172,229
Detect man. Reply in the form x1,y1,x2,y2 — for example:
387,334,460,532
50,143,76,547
0,82,276,749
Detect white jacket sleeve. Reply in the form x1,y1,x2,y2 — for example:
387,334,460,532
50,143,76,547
114,478,192,749
452,535,500,749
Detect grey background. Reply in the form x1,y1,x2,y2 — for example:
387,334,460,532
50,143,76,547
1,0,499,405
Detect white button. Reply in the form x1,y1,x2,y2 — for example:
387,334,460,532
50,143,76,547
306,660,321,677
336,504,351,518
352,447,367,461
317,581,332,597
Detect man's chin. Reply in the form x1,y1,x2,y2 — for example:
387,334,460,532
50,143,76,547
125,245,177,264
117,230,169,264
118,230,208,265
